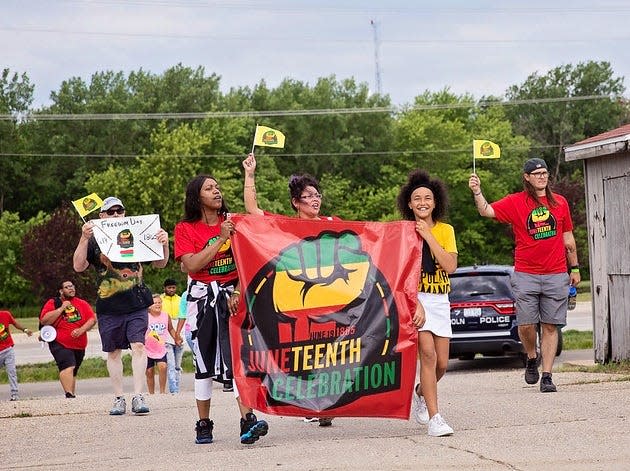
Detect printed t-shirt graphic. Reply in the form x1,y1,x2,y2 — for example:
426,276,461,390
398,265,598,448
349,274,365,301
418,221,458,295
491,192,573,274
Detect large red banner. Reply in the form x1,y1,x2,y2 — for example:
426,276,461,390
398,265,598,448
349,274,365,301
230,214,420,419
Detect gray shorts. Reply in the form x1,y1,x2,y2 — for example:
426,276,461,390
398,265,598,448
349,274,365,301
510,271,569,326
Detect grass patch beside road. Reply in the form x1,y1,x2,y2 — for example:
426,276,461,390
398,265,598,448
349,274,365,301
1,352,196,384
0,325,609,385
559,360,630,379
563,329,593,350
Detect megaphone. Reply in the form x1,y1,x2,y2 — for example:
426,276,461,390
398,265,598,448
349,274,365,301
40,325,57,343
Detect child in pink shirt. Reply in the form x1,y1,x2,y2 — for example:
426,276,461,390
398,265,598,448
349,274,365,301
145,295,177,394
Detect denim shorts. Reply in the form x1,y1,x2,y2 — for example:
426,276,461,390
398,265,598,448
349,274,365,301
97,308,148,352
510,271,569,326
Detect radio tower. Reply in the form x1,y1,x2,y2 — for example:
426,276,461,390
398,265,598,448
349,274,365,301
370,19,382,96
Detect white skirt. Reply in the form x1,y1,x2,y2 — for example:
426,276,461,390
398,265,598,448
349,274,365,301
417,292,452,338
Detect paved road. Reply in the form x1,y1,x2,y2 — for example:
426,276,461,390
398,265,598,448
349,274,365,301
5,303,625,471
11,302,594,367
2,350,627,471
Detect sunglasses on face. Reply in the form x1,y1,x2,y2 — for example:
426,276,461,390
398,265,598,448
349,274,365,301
300,193,323,201
104,207,125,215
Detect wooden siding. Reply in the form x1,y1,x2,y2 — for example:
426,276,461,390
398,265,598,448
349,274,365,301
585,153,630,362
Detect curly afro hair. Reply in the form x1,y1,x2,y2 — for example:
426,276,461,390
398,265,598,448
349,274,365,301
396,169,449,221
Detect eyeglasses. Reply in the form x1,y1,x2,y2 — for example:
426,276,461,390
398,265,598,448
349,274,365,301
529,171,549,178
300,192,322,200
62,284,74,289
104,207,125,215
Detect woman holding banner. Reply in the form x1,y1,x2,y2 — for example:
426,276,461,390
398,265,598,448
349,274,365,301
174,175,269,445
397,169,458,437
242,152,335,427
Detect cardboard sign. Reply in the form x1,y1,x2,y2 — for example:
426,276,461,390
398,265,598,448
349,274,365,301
92,214,164,263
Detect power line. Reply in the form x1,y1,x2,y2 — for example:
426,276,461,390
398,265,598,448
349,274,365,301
0,144,563,159
4,26,630,45
0,95,616,122
52,0,630,15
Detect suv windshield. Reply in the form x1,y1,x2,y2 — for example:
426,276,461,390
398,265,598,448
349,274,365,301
449,273,513,303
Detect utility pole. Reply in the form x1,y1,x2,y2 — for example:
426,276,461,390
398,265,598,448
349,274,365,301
370,19,382,96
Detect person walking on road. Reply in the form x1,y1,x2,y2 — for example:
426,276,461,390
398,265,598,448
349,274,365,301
242,152,336,427
160,278,185,393
175,175,269,445
468,158,581,392
73,196,170,415
0,309,33,401
397,169,458,437
39,280,97,398
145,294,177,394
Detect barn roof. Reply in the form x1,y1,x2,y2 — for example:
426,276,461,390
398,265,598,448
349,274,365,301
564,123,630,161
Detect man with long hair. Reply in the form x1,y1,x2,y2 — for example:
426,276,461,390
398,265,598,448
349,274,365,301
469,158,581,393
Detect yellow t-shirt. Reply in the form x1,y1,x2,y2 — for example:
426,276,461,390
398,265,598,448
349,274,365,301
160,293,181,320
418,221,457,294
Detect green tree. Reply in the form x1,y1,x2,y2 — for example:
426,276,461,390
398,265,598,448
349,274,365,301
505,61,626,179
0,69,34,215
15,65,226,219
20,205,96,304
226,76,395,186
0,211,45,305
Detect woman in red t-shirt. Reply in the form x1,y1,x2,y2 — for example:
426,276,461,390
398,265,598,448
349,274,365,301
174,174,268,446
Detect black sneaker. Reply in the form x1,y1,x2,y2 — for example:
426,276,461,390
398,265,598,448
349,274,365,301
223,380,234,392
525,356,540,384
65,392,76,398
318,417,333,427
240,412,268,444
540,373,557,393
195,419,214,444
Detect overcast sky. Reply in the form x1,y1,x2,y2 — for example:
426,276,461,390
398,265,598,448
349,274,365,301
3,0,630,109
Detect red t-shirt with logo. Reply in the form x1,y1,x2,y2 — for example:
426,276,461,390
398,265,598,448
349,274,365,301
39,297,96,350
0,310,17,352
174,217,237,285
491,191,573,274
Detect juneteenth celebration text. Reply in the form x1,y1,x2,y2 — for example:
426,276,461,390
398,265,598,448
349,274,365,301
244,337,397,400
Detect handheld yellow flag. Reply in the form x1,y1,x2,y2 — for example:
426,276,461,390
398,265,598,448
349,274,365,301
473,140,501,159
72,193,103,218
253,125,286,148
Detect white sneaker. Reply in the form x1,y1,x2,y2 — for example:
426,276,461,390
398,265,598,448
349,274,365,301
427,413,453,437
411,387,429,425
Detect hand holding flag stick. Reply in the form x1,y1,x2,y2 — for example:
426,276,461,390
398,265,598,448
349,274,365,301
251,124,286,153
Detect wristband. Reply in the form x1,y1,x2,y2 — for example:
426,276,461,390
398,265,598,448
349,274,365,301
473,191,482,196
570,268,580,273
232,290,241,297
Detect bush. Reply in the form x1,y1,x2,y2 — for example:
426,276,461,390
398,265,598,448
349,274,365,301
20,204,97,304
0,211,45,306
